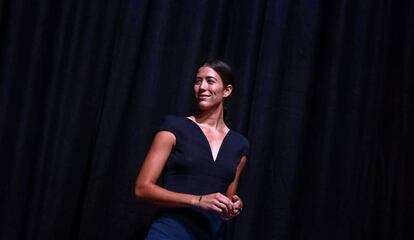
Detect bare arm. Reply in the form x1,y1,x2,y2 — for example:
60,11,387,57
220,155,247,220
135,131,234,213
135,131,199,207
226,155,247,198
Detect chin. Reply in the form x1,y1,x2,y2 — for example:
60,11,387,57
197,103,210,111
197,101,221,112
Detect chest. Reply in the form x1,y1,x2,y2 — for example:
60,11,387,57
164,126,241,183
198,126,228,161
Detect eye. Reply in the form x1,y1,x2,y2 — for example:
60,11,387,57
195,78,202,85
207,77,216,84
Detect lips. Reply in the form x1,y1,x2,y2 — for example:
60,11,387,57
198,95,210,99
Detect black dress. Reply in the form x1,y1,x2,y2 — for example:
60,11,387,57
146,115,249,240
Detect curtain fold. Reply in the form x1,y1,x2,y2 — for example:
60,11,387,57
0,0,412,239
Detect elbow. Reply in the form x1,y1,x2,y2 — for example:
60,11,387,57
134,184,143,199
134,182,149,200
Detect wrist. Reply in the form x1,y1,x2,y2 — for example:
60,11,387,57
191,195,202,208
196,195,202,208
190,196,197,207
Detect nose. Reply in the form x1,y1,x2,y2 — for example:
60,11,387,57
199,79,208,90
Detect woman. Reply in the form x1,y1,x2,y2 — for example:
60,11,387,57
135,59,249,239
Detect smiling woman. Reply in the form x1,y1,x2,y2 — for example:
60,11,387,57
194,61,233,113
135,60,249,239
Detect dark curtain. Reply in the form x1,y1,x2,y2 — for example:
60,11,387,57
1,0,413,239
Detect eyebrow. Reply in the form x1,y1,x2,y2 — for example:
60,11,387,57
196,76,218,81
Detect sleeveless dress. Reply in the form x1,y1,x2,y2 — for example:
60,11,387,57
145,115,249,240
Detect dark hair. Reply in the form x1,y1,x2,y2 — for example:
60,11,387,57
198,59,234,120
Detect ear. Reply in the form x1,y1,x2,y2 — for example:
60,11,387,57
223,84,233,98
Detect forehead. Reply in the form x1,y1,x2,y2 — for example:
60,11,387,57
196,66,221,79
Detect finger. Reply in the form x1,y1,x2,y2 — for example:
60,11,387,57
214,200,230,214
211,206,224,213
232,196,243,208
223,196,235,210
231,200,241,210
232,195,240,202
232,196,242,207
222,200,234,212
215,195,233,212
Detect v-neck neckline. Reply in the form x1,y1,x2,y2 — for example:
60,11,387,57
185,117,231,162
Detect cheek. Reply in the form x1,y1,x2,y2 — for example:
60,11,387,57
213,86,225,96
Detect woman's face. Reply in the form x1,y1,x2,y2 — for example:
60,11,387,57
194,66,232,111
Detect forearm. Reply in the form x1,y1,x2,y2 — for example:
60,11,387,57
225,155,246,198
225,183,236,198
135,183,199,208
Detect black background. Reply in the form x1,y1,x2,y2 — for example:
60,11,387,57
0,0,413,239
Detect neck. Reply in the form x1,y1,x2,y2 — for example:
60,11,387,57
194,104,226,130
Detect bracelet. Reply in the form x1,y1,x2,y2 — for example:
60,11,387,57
196,196,202,208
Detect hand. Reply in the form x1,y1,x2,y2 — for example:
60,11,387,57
197,192,234,215
231,195,243,214
219,195,243,221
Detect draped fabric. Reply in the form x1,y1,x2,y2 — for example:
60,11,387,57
0,0,413,239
